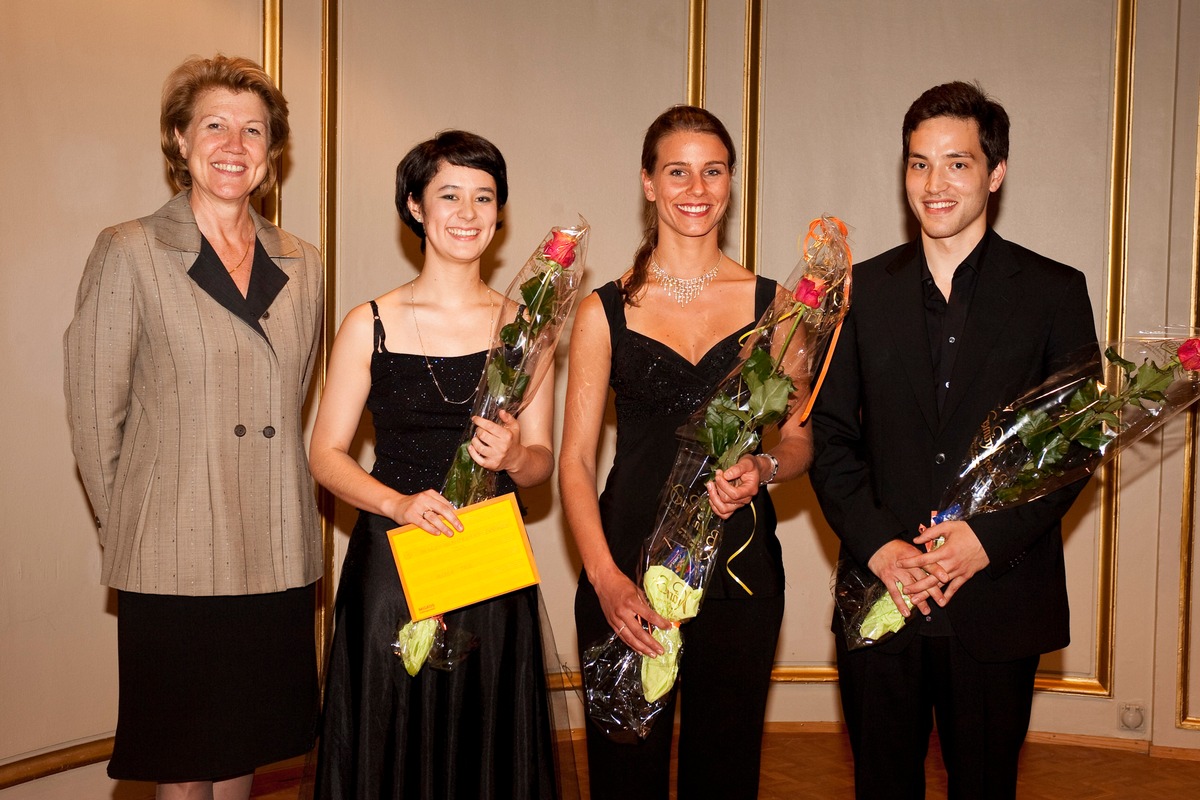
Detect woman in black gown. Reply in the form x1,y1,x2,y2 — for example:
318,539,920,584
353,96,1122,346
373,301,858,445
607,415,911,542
559,106,813,799
311,131,559,799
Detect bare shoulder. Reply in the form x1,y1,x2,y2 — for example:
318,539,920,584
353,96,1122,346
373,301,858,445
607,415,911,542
574,289,611,334
334,300,379,346
720,258,755,281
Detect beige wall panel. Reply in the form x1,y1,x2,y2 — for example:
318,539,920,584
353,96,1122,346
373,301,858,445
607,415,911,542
703,0,749,261
333,1,690,693
277,0,326,246
756,0,1117,724
1151,0,1200,749
0,0,263,772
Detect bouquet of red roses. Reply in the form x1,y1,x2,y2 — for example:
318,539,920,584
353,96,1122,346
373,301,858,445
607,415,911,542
836,336,1200,649
393,220,589,676
583,216,853,740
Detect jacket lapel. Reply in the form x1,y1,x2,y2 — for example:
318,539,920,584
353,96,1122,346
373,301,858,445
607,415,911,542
885,242,940,436
152,193,292,343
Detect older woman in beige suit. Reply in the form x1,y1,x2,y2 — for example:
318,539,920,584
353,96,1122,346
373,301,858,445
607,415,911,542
64,55,322,800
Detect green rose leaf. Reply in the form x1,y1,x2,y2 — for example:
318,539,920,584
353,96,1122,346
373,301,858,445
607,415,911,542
1105,346,1137,374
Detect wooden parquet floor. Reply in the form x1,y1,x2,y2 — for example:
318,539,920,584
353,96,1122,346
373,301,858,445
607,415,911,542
249,732,1200,799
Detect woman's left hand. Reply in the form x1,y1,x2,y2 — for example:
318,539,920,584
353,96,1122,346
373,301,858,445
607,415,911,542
706,454,762,519
467,409,523,472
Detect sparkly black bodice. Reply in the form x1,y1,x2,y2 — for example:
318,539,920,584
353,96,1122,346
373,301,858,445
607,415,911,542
592,278,784,599
366,302,516,499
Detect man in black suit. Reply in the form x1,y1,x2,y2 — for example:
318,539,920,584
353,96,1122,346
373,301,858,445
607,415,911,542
810,82,1098,799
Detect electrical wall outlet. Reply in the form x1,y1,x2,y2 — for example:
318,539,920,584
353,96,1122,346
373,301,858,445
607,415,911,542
1119,702,1146,731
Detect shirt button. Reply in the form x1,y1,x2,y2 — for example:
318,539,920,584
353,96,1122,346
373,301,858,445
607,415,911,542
261,310,270,320
934,453,946,464
925,615,933,622
948,336,956,343
944,381,950,388
262,426,276,438
234,424,247,437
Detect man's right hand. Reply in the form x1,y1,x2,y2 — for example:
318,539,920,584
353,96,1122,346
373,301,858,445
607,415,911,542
867,539,945,616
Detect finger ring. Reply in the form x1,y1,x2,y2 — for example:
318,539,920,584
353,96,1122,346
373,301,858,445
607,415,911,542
421,510,432,520
616,624,627,636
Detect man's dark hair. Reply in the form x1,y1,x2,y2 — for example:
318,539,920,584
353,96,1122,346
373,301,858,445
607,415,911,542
902,81,1009,171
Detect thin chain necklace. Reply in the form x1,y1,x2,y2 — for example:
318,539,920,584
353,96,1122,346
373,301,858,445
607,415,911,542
222,221,255,274
650,250,723,307
410,281,495,405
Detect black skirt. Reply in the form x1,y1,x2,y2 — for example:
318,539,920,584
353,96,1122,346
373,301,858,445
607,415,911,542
108,586,319,782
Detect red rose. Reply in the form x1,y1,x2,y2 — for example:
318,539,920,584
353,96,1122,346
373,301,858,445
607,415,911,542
1179,338,1200,371
793,276,827,308
542,230,578,268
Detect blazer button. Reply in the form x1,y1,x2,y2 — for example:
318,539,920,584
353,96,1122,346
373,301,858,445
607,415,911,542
262,425,276,438
261,310,270,320
934,453,946,464
234,424,247,437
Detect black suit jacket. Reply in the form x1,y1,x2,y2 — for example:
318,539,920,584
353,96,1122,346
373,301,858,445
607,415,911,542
810,230,1098,661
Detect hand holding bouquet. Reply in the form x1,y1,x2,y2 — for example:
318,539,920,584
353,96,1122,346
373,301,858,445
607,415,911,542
393,221,589,676
583,216,853,740
835,336,1200,649
443,222,589,507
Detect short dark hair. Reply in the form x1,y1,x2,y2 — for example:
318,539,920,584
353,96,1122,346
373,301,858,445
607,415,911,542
160,54,289,197
395,130,509,246
902,81,1009,171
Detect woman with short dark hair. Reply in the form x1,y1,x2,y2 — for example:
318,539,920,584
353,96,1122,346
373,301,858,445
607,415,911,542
311,130,560,799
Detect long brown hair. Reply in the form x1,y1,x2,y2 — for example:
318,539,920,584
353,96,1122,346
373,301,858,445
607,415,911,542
620,105,737,306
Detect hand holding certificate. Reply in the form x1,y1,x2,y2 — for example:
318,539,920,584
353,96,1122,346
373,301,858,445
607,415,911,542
389,493,540,676
388,493,540,621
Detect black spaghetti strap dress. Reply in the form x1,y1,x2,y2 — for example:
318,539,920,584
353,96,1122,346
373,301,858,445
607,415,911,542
574,277,786,800
316,301,557,799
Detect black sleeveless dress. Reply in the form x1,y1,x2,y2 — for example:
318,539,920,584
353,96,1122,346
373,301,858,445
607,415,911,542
316,302,557,799
574,277,786,800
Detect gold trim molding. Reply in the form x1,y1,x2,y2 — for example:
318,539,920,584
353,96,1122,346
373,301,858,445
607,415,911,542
260,0,282,226
316,0,340,682
686,0,706,108
0,739,114,791
1067,0,1136,699
739,0,763,274
1179,0,1200,729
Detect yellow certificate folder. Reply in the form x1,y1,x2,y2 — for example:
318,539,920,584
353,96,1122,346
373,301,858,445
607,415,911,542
387,493,539,622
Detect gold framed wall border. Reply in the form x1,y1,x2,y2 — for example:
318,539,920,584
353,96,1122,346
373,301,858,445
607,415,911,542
261,0,282,225
738,0,762,274
758,0,1136,692
1027,0,1134,699
687,0,706,108
1180,412,1198,727
1178,22,1200,729
316,0,341,678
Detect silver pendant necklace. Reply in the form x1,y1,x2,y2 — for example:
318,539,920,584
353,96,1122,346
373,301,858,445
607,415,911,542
650,250,723,307
410,281,495,405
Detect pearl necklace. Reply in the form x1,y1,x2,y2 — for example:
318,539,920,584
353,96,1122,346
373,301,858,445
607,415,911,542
410,281,495,405
650,250,723,307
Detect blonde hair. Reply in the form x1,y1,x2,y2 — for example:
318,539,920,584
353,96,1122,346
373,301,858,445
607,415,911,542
160,54,289,197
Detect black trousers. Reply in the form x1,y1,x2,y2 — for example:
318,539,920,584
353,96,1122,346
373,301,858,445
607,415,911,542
835,628,1040,800
576,588,784,800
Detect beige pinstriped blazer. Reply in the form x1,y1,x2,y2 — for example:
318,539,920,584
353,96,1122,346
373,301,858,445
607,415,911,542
65,192,324,596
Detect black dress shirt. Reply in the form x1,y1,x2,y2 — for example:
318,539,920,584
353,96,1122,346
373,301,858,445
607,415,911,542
916,232,990,635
